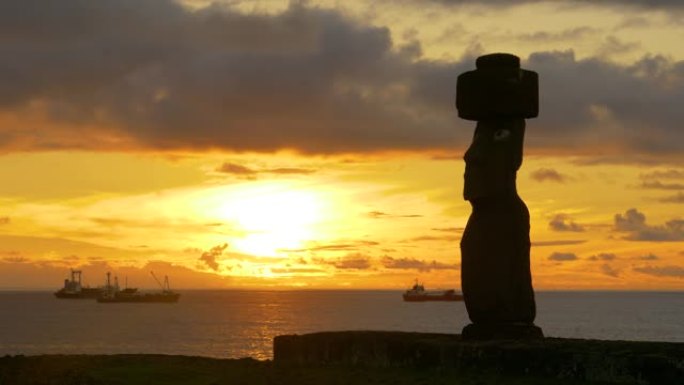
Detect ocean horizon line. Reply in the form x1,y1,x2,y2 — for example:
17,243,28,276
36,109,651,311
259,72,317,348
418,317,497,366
2,288,683,293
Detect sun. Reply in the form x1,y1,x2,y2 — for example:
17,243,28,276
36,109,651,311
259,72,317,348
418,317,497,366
212,183,326,257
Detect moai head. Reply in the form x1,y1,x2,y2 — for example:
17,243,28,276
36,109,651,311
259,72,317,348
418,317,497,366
456,53,538,121
456,54,539,201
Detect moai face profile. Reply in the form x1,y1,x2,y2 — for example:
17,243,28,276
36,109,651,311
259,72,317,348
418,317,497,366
463,119,525,201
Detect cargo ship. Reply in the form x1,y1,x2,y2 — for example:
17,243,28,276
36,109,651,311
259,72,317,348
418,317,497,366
54,270,104,299
96,272,180,303
402,280,463,302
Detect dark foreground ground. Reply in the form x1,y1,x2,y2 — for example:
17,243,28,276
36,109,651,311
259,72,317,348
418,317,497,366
0,354,610,385
2,331,682,385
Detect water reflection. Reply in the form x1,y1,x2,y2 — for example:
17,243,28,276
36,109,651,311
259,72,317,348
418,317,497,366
0,291,681,359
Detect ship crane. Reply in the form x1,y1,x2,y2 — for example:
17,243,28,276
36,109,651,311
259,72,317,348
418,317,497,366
150,271,171,293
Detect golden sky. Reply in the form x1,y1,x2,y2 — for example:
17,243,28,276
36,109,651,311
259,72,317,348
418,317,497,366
0,0,682,289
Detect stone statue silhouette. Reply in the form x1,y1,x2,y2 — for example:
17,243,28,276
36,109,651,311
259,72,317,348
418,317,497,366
456,53,543,339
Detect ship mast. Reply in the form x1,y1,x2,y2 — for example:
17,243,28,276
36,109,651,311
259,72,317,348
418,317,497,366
150,271,165,292
71,269,82,290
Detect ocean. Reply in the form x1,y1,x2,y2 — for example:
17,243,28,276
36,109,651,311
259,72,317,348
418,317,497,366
0,290,682,360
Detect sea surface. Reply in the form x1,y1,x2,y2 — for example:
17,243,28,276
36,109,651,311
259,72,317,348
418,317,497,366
0,290,682,359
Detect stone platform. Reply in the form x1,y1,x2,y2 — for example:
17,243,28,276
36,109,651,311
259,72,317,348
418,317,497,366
461,322,544,340
273,331,684,384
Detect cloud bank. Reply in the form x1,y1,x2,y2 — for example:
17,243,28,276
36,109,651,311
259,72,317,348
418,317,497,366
633,265,684,278
548,252,578,261
199,243,228,271
531,168,567,183
429,0,684,9
0,1,683,160
614,208,684,241
381,256,457,271
549,214,585,232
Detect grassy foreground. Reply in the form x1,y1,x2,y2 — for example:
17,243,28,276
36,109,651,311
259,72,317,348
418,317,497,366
0,354,609,385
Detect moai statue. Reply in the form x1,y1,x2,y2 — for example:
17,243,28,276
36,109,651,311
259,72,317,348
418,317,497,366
456,53,543,340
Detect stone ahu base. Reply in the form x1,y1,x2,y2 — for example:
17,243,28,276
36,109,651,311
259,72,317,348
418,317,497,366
273,331,684,384
461,323,544,341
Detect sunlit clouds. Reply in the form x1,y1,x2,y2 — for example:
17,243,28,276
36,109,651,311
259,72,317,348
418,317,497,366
0,150,681,289
0,0,683,289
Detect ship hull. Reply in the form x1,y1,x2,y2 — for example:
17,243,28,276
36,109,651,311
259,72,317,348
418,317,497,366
96,293,180,303
54,288,103,299
403,293,463,302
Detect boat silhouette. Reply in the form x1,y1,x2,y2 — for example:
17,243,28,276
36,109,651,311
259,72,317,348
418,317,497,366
402,280,463,302
96,271,180,303
54,269,104,299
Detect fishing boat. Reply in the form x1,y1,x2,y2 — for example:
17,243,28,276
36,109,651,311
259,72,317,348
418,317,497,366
54,269,104,299
96,272,180,303
402,280,463,302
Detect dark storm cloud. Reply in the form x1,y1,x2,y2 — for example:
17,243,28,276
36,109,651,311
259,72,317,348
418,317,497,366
548,252,578,261
1,1,684,159
633,265,684,278
549,214,585,232
429,0,684,9
530,168,567,183
614,208,684,241
525,51,684,160
381,256,457,271
604,0,684,10
0,1,466,153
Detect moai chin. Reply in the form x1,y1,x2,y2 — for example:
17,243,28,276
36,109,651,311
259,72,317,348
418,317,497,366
456,53,543,340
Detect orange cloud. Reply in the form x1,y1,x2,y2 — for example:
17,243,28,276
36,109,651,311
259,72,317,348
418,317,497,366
381,256,457,272
216,162,315,180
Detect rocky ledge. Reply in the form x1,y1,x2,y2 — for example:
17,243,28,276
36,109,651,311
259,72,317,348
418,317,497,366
274,331,684,384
